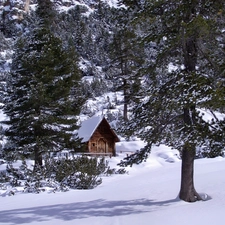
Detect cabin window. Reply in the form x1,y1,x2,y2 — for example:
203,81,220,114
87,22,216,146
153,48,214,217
92,143,95,147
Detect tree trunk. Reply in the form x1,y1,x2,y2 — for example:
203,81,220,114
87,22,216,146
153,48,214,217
24,0,31,12
34,147,43,168
179,142,202,202
179,97,202,202
123,79,128,121
179,17,201,201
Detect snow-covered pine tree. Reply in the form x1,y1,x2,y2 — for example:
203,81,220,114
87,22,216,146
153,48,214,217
3,0,85,167
119,0,225,202
107,7,144,121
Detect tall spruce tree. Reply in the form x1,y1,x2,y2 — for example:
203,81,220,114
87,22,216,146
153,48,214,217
119,0,225,202
108,8,144,121
3,0,85,166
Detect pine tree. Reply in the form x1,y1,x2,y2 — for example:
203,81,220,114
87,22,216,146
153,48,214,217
107,8,144,121
119,0,225,202
3,0,85,167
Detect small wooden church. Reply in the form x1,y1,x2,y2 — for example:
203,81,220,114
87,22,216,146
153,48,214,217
77,116,120,157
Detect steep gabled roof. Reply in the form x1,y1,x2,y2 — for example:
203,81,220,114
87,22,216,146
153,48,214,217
77,116,119,143
77,116,103,142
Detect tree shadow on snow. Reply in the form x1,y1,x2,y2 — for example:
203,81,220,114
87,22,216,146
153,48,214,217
0,198,180,224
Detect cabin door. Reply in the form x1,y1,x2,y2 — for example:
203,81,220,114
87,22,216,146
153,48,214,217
98,138,107,153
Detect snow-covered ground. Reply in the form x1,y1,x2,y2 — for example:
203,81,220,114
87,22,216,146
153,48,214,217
0,142,225,225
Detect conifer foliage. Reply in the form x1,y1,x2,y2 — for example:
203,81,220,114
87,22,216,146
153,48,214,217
119,0,225,202
3,0,84,166
108,8,144,121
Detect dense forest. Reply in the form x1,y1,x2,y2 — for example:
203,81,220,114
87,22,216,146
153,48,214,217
0,0,225,202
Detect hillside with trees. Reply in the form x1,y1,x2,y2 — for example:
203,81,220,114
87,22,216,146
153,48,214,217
0,0,225,202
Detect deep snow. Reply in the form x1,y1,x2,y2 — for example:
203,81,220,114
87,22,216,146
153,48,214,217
1,0,225,224
0,143,225,225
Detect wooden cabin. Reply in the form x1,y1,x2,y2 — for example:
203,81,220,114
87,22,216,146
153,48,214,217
77,116,120,156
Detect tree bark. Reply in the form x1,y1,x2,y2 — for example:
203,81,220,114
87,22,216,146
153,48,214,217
179,33,201,202
179,141,202,202
34,146,43,168
123,79,128,121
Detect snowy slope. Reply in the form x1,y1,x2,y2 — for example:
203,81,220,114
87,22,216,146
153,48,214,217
0,144,225,225
1,2,225,224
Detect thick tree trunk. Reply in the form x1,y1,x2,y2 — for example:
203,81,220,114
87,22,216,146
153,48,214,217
179,15,201,200
179,142,202,202
179,106,202,202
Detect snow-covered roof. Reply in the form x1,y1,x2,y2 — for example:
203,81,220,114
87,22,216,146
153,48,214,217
77,115,120,143
77,115,104,142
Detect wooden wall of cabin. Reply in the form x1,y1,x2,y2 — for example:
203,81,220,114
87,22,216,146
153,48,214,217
88,128,116,156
